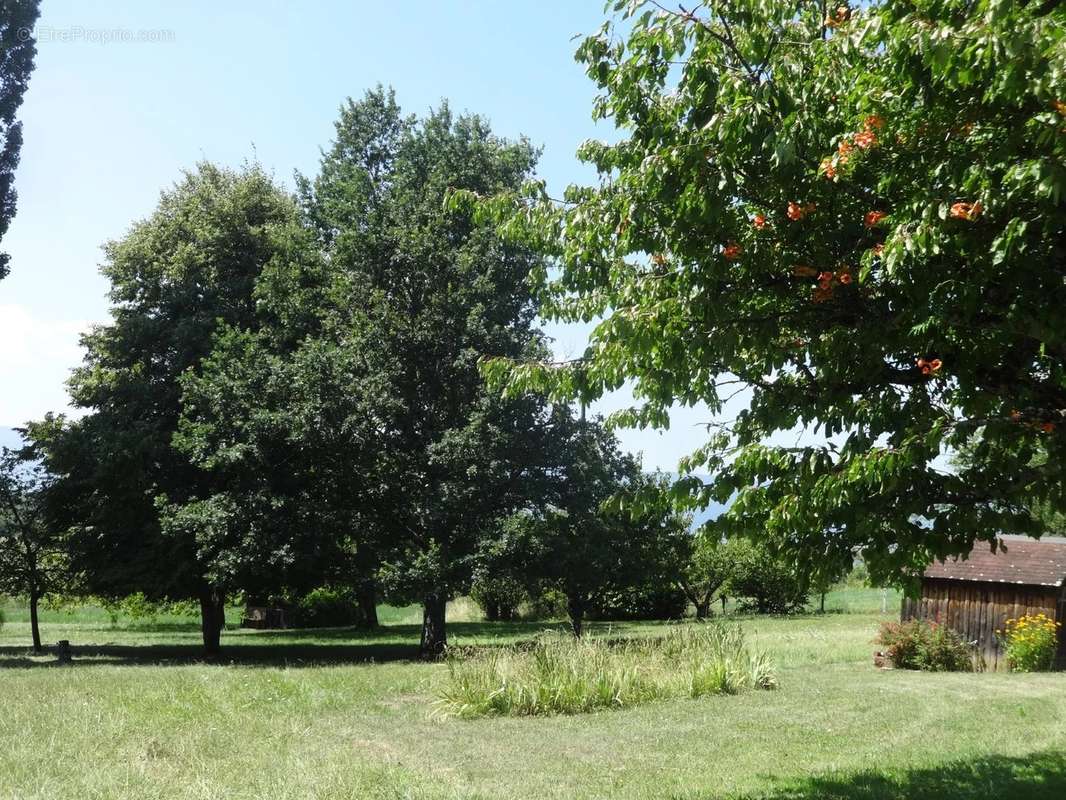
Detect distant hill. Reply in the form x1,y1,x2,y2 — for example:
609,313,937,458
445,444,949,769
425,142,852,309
662,473,729,529
689,501,727,529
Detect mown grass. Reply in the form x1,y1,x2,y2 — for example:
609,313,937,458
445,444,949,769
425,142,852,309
1,588,1063,799
438,624,776,718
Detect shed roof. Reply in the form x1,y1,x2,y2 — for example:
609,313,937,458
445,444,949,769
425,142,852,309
924,539,1066,587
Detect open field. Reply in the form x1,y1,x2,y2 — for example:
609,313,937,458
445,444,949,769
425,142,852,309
1,588,1064,800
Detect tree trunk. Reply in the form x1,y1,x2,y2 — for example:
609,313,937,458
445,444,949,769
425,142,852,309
356,583,379,628
820,592,826,613
721,595,727,614
695,597,711,621
29,590,42,653
199,587,225,657
419,593,447,658
567,596,585,638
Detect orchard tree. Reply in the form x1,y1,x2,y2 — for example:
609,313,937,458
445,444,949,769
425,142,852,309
678,533,733,620
591,469,691,621
0,0,39,280
463,0,1066,586
29,163,309,655
724,538,810,615
499,410,668,636
0,444,67,651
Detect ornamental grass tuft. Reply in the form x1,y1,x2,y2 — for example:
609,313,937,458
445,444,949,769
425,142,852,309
437,622,776,718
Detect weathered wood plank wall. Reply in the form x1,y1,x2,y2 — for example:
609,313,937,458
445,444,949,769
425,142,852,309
901,578,1060,671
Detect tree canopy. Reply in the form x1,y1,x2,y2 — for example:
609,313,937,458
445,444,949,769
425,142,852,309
461,0,1066,585
30,163,307,654
176,89,553,656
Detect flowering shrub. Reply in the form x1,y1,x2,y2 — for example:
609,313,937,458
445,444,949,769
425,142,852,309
876,619,973,672
997,614,1061,672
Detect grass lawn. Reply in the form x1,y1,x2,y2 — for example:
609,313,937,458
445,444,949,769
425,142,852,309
1,588,1064,799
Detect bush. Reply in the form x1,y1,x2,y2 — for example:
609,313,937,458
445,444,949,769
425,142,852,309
725,540,809,615
100,593,199,627
436,622,776,718
470,576,526,622
526,588,568,620
998,614,1060,672
589,583,689,621
293,587,365,629
876,619,974,672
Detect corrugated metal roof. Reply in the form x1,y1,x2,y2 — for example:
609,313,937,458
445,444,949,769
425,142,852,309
924,539,1066,587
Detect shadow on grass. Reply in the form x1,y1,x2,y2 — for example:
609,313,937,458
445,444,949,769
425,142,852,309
726,751,1066,800
0,620,581,669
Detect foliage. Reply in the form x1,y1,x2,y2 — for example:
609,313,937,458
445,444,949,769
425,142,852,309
0,0,40,280
998,613,1060,672
293,587,367,629
877,619,974,671
590,470,691,621
177,89,551,657
526,587,569,620
724,539,809,614
99,593,199,626
495,413,689,634
459,0,1066,588
469,575,526,622
27,163,306,653
589,581,688,621
678,533,733,618
437,623,776,718
0,444,68,649
845,560,872,588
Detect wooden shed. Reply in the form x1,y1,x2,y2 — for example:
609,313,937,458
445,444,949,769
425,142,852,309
901,538,1066,670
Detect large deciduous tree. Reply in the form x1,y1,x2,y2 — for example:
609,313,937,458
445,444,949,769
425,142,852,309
180,89,551,657
29,163,309,655
0,0,40,279
466,0,1066,585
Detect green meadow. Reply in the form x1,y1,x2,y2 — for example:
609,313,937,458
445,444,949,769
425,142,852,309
1,588,1064,799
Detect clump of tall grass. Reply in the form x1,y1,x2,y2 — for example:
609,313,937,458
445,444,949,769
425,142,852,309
437,622,776,718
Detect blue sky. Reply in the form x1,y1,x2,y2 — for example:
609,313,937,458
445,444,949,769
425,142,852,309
0,0,726,470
